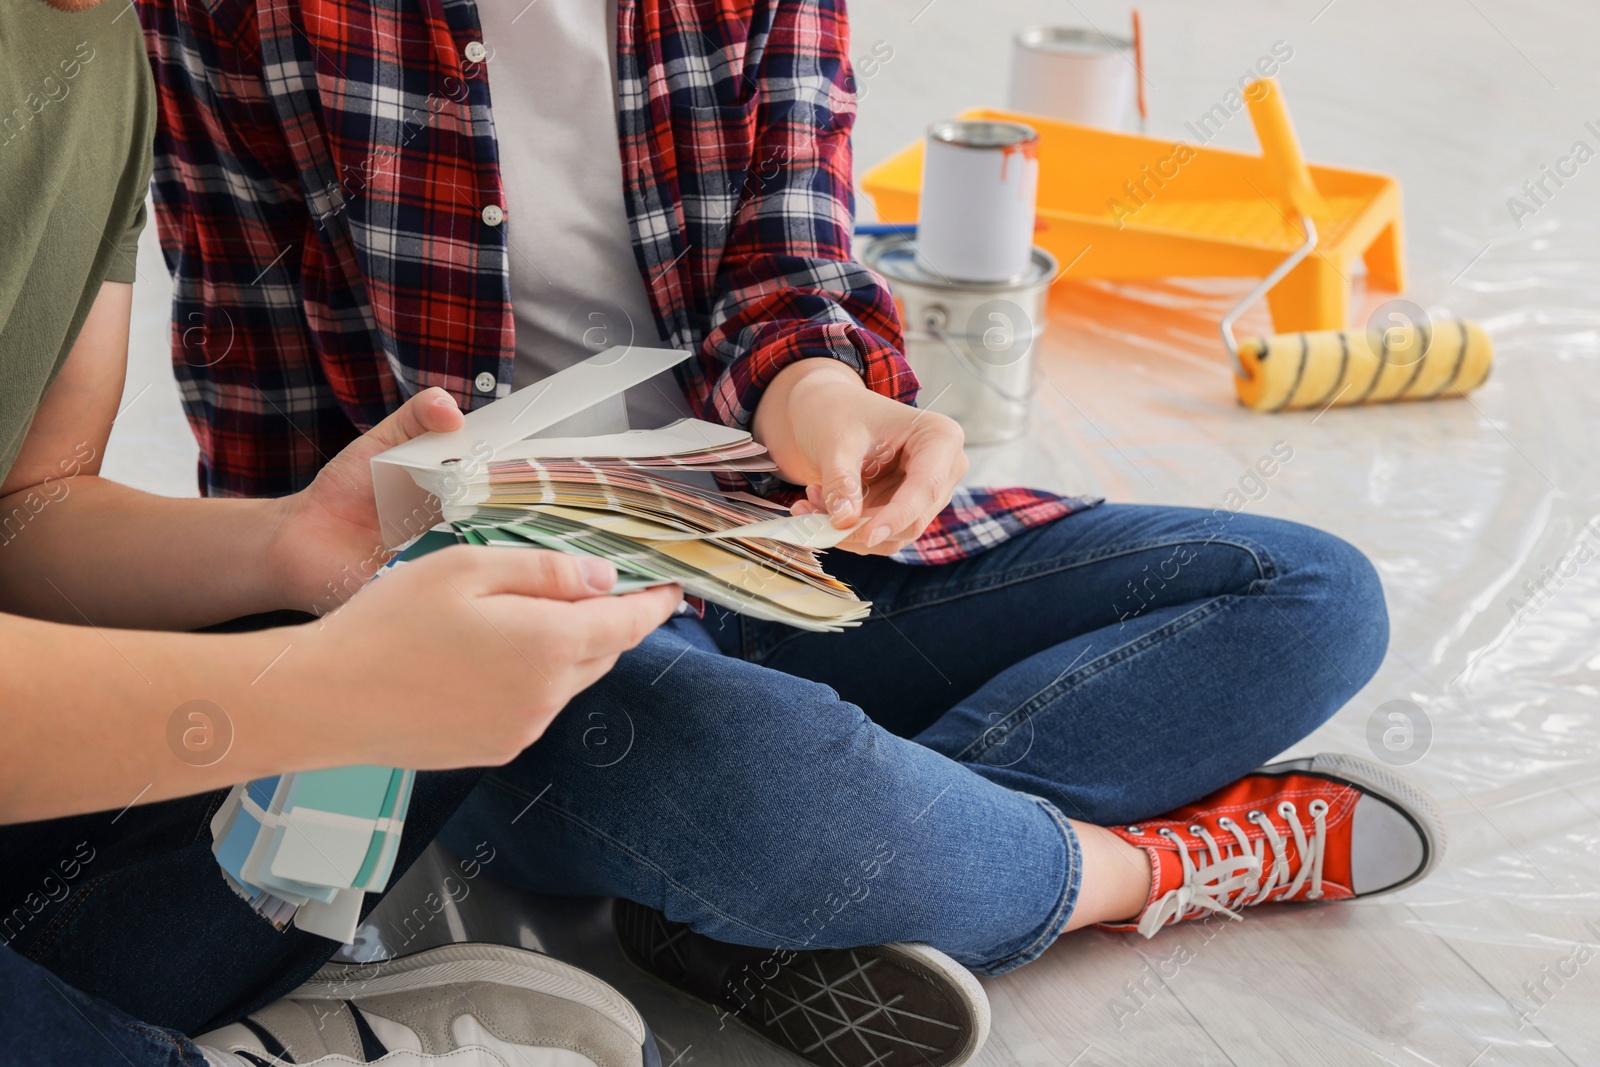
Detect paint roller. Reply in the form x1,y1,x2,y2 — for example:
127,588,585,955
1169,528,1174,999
1222,81,1494,413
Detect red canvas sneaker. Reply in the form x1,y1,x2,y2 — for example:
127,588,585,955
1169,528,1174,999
1103,753,1447,938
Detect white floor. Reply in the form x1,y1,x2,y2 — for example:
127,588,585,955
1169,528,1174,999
116,1,1600,1064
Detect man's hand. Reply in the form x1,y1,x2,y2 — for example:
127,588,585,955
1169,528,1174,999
753,360,967,555
270,547,682,769
0,546,684,823
267,388,465,610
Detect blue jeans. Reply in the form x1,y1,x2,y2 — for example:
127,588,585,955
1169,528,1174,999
0,944,204,1067
1,504,1385,1062
441,503,1389,975
0,764,484,1066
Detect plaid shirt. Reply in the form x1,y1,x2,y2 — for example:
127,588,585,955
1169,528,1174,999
140,0,1096,565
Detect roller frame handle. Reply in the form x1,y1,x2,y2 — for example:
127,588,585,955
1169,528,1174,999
1244,78,1328,219
1221,215,1319,377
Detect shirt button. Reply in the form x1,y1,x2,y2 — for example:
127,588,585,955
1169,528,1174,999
480,204,504,227
463,41,488,64
474,371,497,393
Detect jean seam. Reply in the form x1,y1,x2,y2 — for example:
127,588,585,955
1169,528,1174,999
738,613,767,663
885,534,1280,618
114,1017,201,1065
953,594,1234,764
479,776,805,948
748,534,1280,666
970,795,1081,976
22,871,108,963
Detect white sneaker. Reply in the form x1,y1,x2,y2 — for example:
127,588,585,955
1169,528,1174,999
195,942,658,1067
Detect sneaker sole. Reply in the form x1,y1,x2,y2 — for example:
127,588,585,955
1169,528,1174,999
1262,752,1449,896
306,942,651,1054
615,908,990,1067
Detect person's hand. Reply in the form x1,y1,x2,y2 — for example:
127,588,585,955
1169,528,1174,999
268,546,682,770
752,360,967,555
266,388,465,610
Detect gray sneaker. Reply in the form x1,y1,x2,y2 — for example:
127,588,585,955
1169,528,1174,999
196,942,659,1067
614,899,990,1067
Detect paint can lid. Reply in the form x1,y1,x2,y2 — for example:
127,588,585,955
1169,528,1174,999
1015,26,1133,55
926,119,1038,150
861,233,1057,292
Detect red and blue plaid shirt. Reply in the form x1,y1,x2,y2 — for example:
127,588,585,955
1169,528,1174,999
140,0,1096,565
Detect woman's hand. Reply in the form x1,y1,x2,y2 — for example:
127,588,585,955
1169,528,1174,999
266,547,682,769
266,388,465,610
752,360,967,555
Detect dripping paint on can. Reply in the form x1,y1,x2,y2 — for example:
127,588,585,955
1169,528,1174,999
915,119,1040,284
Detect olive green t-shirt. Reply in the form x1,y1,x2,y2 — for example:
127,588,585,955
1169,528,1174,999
0,0,154,482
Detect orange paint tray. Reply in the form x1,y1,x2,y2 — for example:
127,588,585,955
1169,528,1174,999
860,107,1405,335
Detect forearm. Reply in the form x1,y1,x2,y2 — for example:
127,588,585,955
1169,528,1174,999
0,476,294,630
752,357,867,481
1,543,686,825
689,0,914,433
0,613,311,824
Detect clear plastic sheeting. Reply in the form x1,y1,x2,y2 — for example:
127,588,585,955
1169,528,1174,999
341,1,1600,1062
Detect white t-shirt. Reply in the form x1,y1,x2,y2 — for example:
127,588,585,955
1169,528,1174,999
477,0,689,433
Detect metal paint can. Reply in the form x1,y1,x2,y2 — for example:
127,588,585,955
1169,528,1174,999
1008,26,1136,130
864,233,1057,445
916,119,1040,284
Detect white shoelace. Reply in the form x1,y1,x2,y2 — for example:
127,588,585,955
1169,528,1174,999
1135,798,1330,938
